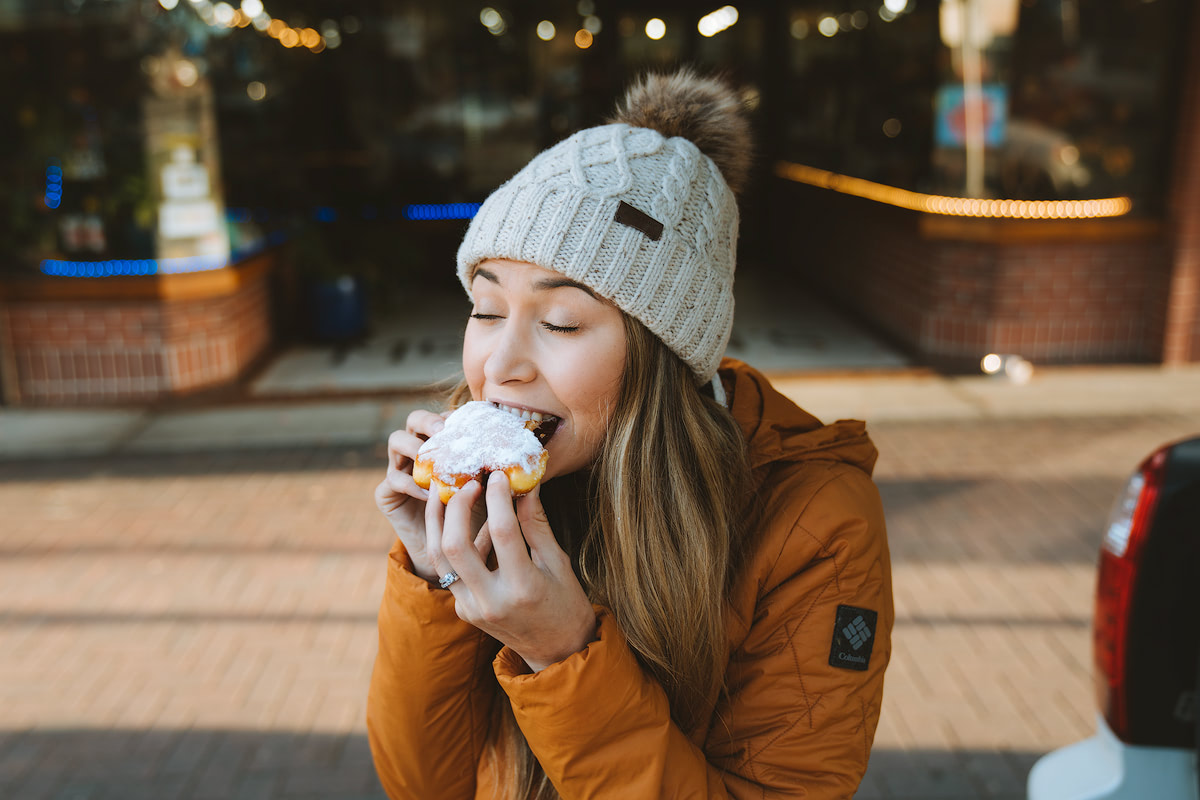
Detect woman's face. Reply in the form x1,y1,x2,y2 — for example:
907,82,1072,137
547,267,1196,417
463,258,627,480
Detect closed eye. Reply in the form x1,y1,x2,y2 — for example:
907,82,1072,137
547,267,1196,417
542,322,579,333
470,313,502,321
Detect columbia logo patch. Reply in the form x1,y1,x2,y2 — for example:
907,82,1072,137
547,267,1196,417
829,605,878,672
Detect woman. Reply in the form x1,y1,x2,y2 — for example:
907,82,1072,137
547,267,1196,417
370,69,893,799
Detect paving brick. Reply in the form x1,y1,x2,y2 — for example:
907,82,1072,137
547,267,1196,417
3,411,1199,798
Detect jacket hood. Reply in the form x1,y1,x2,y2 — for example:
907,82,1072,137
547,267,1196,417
720,358,878,477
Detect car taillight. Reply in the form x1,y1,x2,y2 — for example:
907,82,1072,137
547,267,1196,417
1093,448,1168,741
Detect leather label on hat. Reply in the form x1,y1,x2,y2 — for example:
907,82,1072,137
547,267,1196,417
614,201,664,241
829,605,877,672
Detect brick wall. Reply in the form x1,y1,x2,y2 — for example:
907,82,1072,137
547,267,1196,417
917,237,1169,362
1161,1,1200,363
1,263,273,405
780,185,1178,367
161,275,271,393
3,303,168,403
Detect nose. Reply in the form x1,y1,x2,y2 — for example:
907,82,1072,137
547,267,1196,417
483,321,537,386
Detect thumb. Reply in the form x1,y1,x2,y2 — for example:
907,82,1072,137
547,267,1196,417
515,482,557,552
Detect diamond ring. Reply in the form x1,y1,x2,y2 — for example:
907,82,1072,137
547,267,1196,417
438,571,460,590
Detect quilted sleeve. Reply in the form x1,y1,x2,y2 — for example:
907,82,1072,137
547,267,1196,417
367,538,502,800
708,465,894,798
494,465,892,799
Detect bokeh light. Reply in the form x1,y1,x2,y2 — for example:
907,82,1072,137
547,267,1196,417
698,6,738,37
174,59,199,86
213,2,234,26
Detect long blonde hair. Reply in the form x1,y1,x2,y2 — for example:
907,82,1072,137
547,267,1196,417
457,315,752,799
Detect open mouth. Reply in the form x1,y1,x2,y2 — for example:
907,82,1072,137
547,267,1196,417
491,402,561,446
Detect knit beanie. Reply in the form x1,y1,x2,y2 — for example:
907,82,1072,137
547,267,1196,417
456,70,752,382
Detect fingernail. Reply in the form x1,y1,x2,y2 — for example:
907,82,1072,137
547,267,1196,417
432,419,445,433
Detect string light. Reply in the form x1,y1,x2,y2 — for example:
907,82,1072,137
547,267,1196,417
45,163,63,210
40,201,486,280
173,0,333,53
774,161,1133,219
698,6,738,37
404,203,481,221
40,255,230,278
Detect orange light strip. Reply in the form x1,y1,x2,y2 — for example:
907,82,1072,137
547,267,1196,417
774,161,1133,219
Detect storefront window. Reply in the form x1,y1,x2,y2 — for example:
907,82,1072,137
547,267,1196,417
1001,0,1187,210
782,0,941,191
0,13,148,269
781,0,1191,213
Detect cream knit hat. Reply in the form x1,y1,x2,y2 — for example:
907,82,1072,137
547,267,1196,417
456,71,751,382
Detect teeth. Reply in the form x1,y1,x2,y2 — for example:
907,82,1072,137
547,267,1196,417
493,403,551,423
492,400,552,424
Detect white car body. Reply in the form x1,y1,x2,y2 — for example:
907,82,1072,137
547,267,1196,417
1028,713,1198,800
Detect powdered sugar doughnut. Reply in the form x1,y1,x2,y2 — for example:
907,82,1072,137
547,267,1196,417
413,401,549,504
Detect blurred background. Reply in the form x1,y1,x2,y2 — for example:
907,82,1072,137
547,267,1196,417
2,2,1200,799
0,0,1197,406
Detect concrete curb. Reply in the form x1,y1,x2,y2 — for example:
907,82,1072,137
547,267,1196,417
3,365,1200,459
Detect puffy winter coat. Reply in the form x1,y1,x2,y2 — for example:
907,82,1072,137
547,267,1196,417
368,358,893,799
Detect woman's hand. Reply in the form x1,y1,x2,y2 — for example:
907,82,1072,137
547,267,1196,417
428,473,597,672
375,409,442,580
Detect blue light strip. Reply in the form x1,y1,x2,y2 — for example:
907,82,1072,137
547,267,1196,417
40,254,230,278
404,203,481,221
45,163,63,210
37,199,478,279
226,204,481,222
42,259,158,277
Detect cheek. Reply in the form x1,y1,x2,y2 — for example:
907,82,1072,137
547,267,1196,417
566,341,625,433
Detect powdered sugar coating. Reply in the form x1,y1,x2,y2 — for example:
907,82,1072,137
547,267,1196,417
417,401,545,483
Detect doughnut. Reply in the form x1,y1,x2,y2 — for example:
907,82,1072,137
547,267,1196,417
413,401,550,504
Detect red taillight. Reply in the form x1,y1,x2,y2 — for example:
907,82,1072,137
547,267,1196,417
1092,448,1168,740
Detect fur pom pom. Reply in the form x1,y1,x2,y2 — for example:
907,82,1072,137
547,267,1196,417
609,68,752,195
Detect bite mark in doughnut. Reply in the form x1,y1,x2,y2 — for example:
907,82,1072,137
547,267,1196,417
413,401,552,504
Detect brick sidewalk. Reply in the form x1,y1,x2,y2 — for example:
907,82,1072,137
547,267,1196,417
2,411,1199,799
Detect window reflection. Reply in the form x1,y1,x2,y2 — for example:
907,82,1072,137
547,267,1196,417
783,0,1189,212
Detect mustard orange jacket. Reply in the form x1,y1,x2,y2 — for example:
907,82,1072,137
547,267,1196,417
368,359,893,799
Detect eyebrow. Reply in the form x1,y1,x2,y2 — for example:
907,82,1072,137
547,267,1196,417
474,267,599,300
